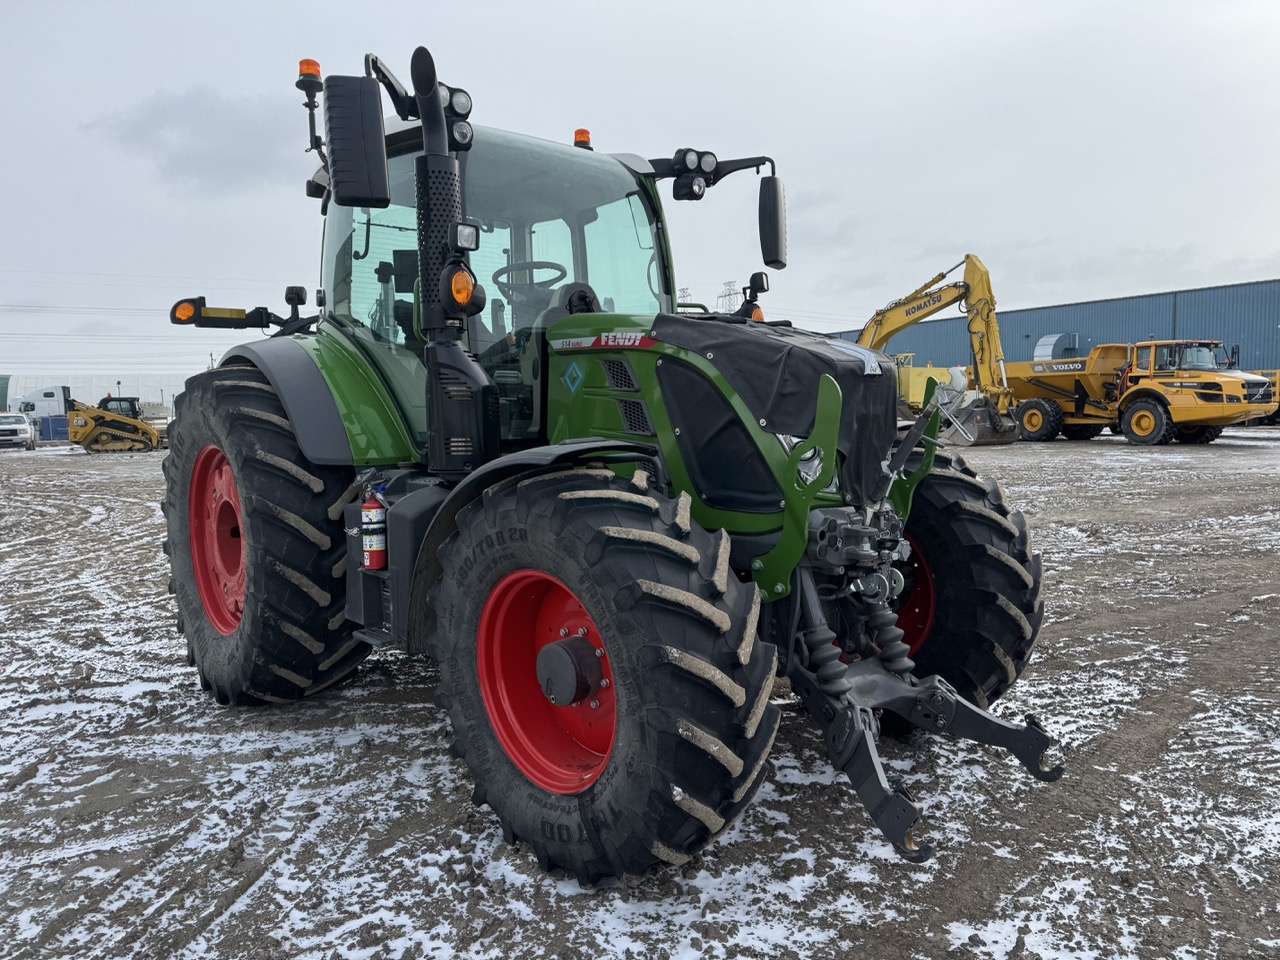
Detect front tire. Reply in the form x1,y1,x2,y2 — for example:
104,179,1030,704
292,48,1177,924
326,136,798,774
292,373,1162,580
1121,398,1174,445
427,470,779,882
162,365,368,705
894,452,1043,708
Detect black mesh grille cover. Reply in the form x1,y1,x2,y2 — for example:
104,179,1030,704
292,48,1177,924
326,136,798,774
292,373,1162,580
603,358,639,391
658,358,783,513
651,314,899,508
617,398,654,435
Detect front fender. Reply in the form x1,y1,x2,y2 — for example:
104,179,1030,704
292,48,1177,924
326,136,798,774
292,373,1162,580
404,439,657,653
222,331,417,466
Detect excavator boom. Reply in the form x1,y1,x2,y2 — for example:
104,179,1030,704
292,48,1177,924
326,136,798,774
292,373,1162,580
857,255,1018,445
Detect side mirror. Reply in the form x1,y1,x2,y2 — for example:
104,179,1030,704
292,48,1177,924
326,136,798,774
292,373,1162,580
322,75,391,208
758,176,787,270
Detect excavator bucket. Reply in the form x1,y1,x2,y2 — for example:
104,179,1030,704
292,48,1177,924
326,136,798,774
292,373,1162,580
938,394,1020,446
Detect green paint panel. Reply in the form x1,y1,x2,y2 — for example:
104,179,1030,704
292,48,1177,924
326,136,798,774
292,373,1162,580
293,330,418,464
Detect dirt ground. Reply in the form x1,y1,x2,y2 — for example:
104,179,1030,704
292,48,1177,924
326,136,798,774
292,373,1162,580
1,428,1278,960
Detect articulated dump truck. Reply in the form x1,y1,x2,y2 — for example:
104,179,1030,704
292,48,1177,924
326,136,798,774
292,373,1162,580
1007,340,1277,445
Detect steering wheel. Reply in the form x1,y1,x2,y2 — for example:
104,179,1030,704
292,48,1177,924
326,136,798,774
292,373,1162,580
492,260,568,305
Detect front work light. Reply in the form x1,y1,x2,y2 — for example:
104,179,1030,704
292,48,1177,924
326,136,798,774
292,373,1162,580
673,174,707,201
450,222,480,252
451,120,474,147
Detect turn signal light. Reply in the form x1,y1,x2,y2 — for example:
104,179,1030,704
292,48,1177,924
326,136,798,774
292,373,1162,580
450,269,475,306
173,301,197,323
750,305,765,322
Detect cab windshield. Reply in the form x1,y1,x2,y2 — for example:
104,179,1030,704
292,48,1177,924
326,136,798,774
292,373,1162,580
321,126,669,443
1176,343,1229,372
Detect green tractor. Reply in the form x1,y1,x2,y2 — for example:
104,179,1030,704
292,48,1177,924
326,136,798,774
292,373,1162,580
164,45,1061,882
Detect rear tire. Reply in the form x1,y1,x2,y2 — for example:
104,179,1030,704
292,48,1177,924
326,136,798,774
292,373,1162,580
1017,399,1064,441
894,452,1043,708
427,470,779,882
1121,399,1174,445
162,365,367,705
1174,425,1223,444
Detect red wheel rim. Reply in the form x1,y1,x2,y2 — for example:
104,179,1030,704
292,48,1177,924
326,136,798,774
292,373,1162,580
478,570,616,794
897,535,936,657
189,445,246,636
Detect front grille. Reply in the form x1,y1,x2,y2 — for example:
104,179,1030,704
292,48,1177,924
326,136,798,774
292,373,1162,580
1247,383,1274,403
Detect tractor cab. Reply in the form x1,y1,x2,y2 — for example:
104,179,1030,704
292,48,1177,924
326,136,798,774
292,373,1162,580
320,125,671,449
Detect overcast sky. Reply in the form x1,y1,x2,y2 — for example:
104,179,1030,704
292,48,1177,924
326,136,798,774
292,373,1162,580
3,0,1279,382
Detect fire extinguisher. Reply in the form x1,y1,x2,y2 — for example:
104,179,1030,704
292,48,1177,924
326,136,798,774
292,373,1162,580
361,488,387,570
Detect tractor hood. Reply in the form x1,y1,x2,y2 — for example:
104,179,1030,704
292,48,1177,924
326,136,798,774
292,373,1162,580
651,315,899,509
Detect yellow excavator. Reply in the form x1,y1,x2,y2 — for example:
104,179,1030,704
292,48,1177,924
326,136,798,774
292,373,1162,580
856,254,1019,445
67,396,162,452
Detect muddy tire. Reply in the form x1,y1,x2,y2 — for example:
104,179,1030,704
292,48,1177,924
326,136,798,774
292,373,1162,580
894,451,1043,708
1121,399,1175,445
1017,399,1064,442
1060,424,1105,441
1174,425,1223,444
162,365,367,705
427,469,779,882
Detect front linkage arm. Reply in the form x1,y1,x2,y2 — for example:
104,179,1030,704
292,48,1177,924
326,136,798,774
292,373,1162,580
787,567,1064,863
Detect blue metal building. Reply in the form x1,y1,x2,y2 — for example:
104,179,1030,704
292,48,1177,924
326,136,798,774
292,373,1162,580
835,278,1280,370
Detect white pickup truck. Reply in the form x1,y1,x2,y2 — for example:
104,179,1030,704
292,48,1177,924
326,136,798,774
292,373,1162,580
0,412,36,451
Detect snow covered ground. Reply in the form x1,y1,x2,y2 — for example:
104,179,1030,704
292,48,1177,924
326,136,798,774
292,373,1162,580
1,429,1278,959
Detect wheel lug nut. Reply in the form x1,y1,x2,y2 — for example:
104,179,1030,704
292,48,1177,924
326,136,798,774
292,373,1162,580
577,627,588,637
600,678,611,688
559,627,569,637
589,699,600,709
594,648,604,658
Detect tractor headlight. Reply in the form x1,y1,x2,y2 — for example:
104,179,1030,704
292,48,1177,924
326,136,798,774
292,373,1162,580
778,435,839,491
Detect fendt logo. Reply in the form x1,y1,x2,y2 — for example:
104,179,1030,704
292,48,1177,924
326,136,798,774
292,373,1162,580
905,293,943,318
599,331,646,347
549,331,657,351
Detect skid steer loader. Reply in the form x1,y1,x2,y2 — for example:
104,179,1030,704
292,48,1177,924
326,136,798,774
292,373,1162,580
163,46,1061,882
